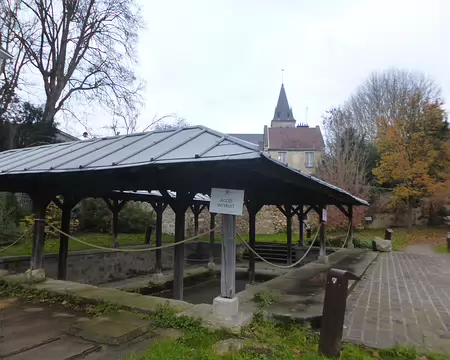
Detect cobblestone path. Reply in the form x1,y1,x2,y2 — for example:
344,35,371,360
344,252,450,354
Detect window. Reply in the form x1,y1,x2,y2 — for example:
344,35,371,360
278,151,287,163
305,152,314,168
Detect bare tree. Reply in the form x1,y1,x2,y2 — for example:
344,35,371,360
317,107,372,199
101,114,187,137
0,1,29,113
346,68,440,140
152,117,189,131
2,0,144,124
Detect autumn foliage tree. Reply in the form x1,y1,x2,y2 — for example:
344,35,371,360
373,93,449,229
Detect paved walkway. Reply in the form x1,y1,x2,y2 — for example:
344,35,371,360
344,252,450,353
404,243,437,256
0,298,181,359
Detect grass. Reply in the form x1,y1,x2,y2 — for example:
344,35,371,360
2,277,449,360
128,312,450,360
0,226,447,257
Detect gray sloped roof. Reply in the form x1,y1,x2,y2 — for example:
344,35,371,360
0,125,368,206
273,83,295,122
0,126,260,174
227,134,263,146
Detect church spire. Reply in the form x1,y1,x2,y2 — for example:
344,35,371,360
272,83,295,122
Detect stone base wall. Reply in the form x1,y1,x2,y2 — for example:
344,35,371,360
163,205,308,237
0,242,233,285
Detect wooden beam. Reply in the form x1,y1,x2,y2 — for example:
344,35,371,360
298,205,304,247
276,204,287,217
171,191,193,301
286,209,293,265
335,204,349,218
155,202,164,274
246,201,262,285
30,196,50,270
348,205,354,249
57,196,79,280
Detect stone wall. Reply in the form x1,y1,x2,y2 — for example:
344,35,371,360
163,205,308,237
0,242,232,285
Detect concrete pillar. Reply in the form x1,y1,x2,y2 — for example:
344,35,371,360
213,214,238,319
347,205,354,249
319,206,327,264
31,197,49,270
208,212,216,267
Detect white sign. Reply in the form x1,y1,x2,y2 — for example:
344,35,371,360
322,208,328,222
209,188,245,216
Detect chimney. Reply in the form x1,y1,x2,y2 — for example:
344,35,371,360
263,125,269,150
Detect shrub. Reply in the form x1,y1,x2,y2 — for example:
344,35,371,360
75,198,155,234
0,193,29,243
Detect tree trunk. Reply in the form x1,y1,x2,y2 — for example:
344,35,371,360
407,198,413,232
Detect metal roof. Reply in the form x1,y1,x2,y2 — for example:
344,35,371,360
0,126,259,174
113,190,210,204
0,125,368,206
227,134,263,146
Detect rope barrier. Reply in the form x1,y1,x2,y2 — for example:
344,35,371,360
43,220,220,253
326,221,352,251
236,223,322,269
0,227,32,253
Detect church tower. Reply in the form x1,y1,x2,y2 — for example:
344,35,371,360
271,83,296,128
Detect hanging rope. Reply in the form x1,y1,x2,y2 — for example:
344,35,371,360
0,227,32,253
236,223,322,269
41,220,220,253
326,221,352,251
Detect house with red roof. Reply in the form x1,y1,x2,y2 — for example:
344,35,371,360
230,83,324,174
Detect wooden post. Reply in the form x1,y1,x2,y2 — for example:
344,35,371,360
319,207,326,259
194,205,199,236
171,193,191,301
112,201,119,248
221,214,236,298
208,212,216,267
104,199,127,248
155,202,165,274
286,206,293,265
53,196,78,280
58,203,71,280
248,210,256,284
298,205,304,247
30,197,49,270
347,205,354,248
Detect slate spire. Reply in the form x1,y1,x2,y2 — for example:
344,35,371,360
273,83,295,122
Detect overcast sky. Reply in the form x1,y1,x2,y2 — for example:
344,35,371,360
62,0,450,136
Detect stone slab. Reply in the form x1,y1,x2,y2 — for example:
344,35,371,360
29,279,193,314
7,338,99,360
100,266,213,292
237,249,378,323
67,312,152,345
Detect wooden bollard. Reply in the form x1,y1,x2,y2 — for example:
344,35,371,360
384,229,393,241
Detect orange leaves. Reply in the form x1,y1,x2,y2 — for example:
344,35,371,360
373,95,449,204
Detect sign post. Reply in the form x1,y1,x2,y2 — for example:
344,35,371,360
209,188,244,320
